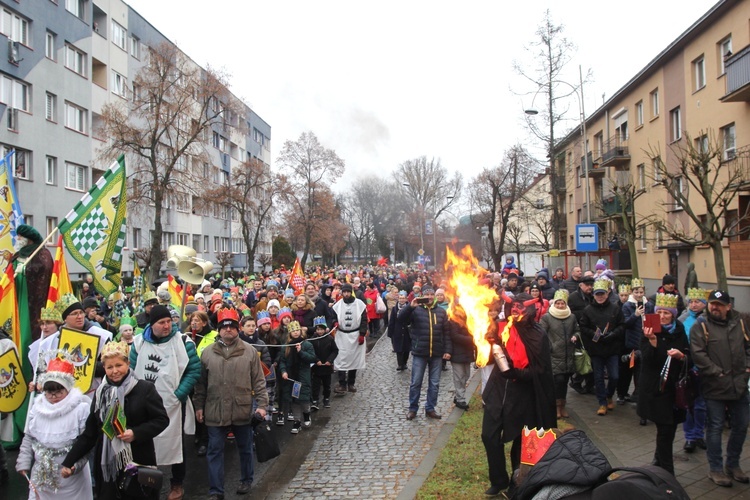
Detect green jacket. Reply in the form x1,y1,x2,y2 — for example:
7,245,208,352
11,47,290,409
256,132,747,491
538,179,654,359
279,340,316,403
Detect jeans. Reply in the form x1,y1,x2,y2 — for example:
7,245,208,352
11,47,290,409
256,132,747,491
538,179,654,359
705,391,750,471
591,355,619,406
683,395,706,441
206,424,254,495
409,355,442,412
452,362,471,404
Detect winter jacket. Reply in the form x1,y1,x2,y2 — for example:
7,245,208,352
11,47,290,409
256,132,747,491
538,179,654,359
690,310,750,401
239,332,272,369
388,303,411,353
194,339,269,426
637,320,688,425
563,277,582,294
364,288,382,320
291,302,316,331
447,319,476,364
540,310,580,375
311,332,339,375
678,308,703,340
279,339,317,404
398,302,451,358
579,299,625,358
538,281,556,301
568,290,593,322
621,298,654,351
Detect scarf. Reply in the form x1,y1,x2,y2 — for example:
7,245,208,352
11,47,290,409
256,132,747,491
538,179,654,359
548,305,571,320
500,318,529,369
94,369,138,482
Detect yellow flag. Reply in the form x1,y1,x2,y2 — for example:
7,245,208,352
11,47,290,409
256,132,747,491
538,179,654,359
0,347,28,413
58,327,101,393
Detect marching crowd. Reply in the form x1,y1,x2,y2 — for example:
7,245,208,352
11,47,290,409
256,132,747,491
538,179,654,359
1,255,749,499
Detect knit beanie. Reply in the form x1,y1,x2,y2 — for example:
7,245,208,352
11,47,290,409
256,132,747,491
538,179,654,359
149,305,172,326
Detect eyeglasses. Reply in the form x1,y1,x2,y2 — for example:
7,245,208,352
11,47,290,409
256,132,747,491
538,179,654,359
67,310,85,317
45,388,67,397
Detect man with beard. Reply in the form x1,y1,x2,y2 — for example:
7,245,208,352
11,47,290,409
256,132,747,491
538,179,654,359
481,293,556,497
331,283,368,394
253,280,280,316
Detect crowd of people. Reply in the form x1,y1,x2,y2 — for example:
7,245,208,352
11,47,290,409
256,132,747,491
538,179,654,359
1,256,749,499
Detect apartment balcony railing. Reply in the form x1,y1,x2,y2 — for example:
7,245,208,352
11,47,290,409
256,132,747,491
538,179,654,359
600,135,631,168
721,44,750,102
579,152,606,178
602,197,632,217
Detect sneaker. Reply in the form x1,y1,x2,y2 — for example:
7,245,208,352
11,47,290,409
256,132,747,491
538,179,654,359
616,395,627,405
196,445,207,456
597,406,607,416
302,413,312,429
310,401,320,411
276,414,285,426
291,421,301,434
226,432,235,440
708,470,733,487
725,466,750,483
683,440,696,453
323,398,331,408
237,481,252,495
347,385,357,393
287,412,295,421
606,398,615,410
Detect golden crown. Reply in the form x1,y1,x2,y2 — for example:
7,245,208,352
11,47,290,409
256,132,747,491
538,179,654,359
40,306,62,323
618,284,632,294
593,278,612,292
288,321,301,333
686,288,710,301
655,293,679,309
54,293,80,314
630,278,645,289
553,289,569,303
100,340,130,360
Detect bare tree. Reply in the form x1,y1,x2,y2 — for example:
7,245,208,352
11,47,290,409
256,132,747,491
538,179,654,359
528,210,555,252
648,132,750,290
257,253,273,271
277,132,345,267
506,222,525,266
215,251,233,279
597,182,649,277
469,145,537,270
98,41,243,283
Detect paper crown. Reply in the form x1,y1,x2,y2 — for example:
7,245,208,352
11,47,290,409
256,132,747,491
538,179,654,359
313,316,327,328
217,308,240,326
241,308,252,317
630,278,645,289
552,289,569,303
40,306,63,323
142,290,158,304
593,278,611,293
655,293,679,309
278,307,293,320
256,311,271,326
288,321,301,333
100,341,130,360
54,293,81,313
618,284,632,294
38,358,76,391
686,288,710,301
119,315,138,328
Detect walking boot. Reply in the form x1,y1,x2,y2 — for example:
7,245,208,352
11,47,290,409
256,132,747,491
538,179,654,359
167,484,184,500
559,399,569,418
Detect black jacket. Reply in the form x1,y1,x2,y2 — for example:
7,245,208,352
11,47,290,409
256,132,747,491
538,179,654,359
398,303,451,358
579,298,625,358
388,303,411,353
568,290,593,322
311,332,339,375
447,319,476,364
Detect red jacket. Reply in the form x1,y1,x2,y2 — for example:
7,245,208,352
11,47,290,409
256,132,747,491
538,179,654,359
364,289,381,320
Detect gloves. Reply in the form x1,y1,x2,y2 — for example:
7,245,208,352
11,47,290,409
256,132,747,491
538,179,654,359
358,335,365,345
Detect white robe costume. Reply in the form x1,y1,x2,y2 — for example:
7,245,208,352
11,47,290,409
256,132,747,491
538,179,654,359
332,298,367,371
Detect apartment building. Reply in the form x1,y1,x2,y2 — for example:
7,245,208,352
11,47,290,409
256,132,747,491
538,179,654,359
553,0,750,300
0,0,272,276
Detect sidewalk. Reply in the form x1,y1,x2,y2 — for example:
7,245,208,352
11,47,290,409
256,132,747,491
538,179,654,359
566,388,750,499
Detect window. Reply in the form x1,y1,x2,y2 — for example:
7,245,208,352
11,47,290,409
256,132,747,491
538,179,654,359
655,228,662,249
46,217,58,242
46,156,57,185
132,228,141,249
232,238,242,254
175,192,189,213
203,236,209,254
222,238,230,252
693,55,706,91
45,31,56,60
670,107,681,141
718,36,732,75
65,102,87,133
594,133,603,159
674,177,685,210
177,233,190,246
575,166,581,187
0,75,29,112
214,236,220,252
45,93,56,121
111,71,127,97
639,225,647,250
722,123,736,160
65,0,85,19
1,8,30,46
568,194,573,213
652,156,662,183
111,21,126,50
726,209,740,242
635,100,644,127
65,162,86,191
637,163,646,189
130,36,140,59
1,146,30,179
650,89,659,118
695,134,709,153
65,45,86,76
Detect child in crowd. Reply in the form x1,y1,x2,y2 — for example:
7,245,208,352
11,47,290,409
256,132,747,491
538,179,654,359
239,315,275,419
267,299,282,330
279,321,316,434
310,316,338,410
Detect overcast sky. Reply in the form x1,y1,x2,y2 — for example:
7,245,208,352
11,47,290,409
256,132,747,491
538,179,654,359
127,0,718,193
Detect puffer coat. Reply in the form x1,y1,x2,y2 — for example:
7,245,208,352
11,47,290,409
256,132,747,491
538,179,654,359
539,309,580,375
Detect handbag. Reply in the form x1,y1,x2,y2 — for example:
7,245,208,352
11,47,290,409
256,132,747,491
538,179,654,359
253,418,280,462
117,464,163,498
375,295,387,315
574,346,592,375
674,359,694,411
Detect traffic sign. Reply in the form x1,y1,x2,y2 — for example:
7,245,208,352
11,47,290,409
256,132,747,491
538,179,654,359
575,224,599,252
418,248,425,256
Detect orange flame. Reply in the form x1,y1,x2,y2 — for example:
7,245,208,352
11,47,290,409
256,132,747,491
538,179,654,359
444,246,498,367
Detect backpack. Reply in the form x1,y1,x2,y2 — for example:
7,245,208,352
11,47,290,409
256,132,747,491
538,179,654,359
591,466,689,499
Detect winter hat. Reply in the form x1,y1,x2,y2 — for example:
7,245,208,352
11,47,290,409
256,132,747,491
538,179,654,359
536,270,549,281
595,259,607,271
530,282,541,291
655,293,679,317
55,294,84,320
507,272,519,281
398,290,407,297
16,224,43,244
421,285,435,294
284,288,295,299
266,280,279,291
256,311,271,327
662,274,676,286
149,305,172,326
278,307,293,321
81,297,99,311
157,290,171,302
119,322,134,333
217,308,240,329
169,308,180,319
38,358,76,392
267,299,281,311
194,293,205,301
342,283,353,293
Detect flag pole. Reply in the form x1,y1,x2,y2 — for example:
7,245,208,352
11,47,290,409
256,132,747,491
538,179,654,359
15,227,58,273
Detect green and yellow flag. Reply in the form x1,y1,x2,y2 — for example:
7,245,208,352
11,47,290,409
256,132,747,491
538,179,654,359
58,156,127,296
0,347,28,413
58,327,101,394
0,150,24,271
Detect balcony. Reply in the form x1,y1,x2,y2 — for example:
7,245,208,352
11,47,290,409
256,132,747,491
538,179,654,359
553,175,566,192
602,197,632,217
600,135,631,168
721,44,750,102
579,152,606,178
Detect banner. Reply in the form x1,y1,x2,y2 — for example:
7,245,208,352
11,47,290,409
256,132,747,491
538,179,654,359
289,257,305,291
168,274,184,314
0,264,20,349
58,155,127,295
58,327,101,394
0,347,28,413
0,150,23,271
46,234,73,308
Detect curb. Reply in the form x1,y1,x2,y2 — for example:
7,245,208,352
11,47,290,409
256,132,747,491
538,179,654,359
397,368,482,500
